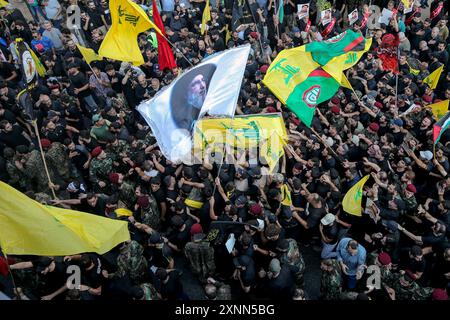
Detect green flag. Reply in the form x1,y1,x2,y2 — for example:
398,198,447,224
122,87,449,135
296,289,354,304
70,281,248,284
299,30,365,66
286,69,340,127
278,0,284,24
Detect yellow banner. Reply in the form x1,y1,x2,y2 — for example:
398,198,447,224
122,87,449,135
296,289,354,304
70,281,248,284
323,38,372,84
428,100,449,121
0,181,130,256
423,65,444,90
342,175,370,217
99,0,162,66
77,44,103,65
193,114,288,173
262,49,319,104
201,0,211,35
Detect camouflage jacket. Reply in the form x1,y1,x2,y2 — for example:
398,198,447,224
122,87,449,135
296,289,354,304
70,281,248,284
25,150,53,192
321,260,343,300
141,283,160,300
118,181,136,208
6,157,28,189
184,240,215,282
141,194,160,230
390,274,433,300
279,238,306,280
46,142,71,181
89,156,113,184
116,241,148,284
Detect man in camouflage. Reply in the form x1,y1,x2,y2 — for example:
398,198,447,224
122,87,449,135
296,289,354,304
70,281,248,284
109,172,136,209
44,139,74,185
114,241,149,285
89,146,113,192
320,259,343,300
3,147,29,190
136,194,160,230
384,272,433,300
184,223,216,283
278,238,306,287
205,277,232,300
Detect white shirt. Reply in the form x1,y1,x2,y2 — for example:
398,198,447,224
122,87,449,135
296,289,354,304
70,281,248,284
45,0,62,20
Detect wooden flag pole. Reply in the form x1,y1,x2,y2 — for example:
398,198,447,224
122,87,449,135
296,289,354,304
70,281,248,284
32,120,57,199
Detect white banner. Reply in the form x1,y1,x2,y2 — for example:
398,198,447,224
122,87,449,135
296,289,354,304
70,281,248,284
137,44,251,164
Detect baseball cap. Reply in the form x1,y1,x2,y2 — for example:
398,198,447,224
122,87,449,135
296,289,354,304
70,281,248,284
320,213,336,226
392,118,404,127
249,203,263,217
419,150,433,161
269,258,281,273
92,114,102,122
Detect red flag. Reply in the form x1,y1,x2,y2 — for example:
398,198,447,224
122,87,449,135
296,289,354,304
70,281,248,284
376,33,399,74
152,0,177,71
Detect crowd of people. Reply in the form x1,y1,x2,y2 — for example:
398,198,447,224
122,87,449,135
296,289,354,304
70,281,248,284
0,0,449,301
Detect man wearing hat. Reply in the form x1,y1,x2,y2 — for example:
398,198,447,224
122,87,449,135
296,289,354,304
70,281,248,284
384,271,433,300
266,258,298,300
90,114,114,144
358,122,380,151
109,172,136,209
89,146,113,192
184,223,215,283
137,194,160,230
319,213,339,259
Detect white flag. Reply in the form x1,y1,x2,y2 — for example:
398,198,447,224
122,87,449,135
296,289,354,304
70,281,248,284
137,44,251,164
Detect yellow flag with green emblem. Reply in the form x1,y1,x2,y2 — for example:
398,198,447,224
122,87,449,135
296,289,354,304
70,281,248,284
76,44,103,65
99,0,162,66
262,49,319,104
193,114,288,173
423,65,444,90
201,0,211,35
342,175,370,217
0,181,130,256
428,100,449,121
0,0,9,7
281,184,292,206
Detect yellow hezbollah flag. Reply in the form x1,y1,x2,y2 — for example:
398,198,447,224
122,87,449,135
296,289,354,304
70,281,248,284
77,44,103,65
194,114,288,173
99,0,162,66
262,49,319,105
0,181,130,256
423,64,444,90
0,0,9,6
29,47,46,77
323,38,372,84
428,100,449,121
281,184,292,206
342,175,370,217
340,73,353,90
201,0,211,35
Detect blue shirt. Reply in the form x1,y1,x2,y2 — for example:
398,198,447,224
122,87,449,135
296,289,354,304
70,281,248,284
31,36,53,53
337,238,366,276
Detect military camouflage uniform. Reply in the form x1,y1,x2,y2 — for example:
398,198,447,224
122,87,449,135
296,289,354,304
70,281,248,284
320,260,343,300
118,181,136,209
140,283,160,300
116,241,148,284
89,154,113,191
106,140,130,163
46,142,72,183
359,129,379,151
141,194,160,230
6,155,29,190
388,274,433,300
214,281,232,300
25,150,54,194
279,238,306,287
184,240,216,283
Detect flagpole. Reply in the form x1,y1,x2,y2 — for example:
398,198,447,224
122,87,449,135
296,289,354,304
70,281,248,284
32,120,57,199
246,0,272,64
158,32,194,67
0,244,21,300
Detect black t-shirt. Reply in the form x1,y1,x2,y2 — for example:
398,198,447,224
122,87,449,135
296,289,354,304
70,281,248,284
305,205,326,229
0,62,17,81
159,270,183,300
80,254,104,289
0,125,30,148
267,265,298,300
69,72,92,98
78,197,107,216
240,258,256,288
37,261,69,297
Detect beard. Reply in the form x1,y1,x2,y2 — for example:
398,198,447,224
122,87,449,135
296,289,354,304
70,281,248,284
187,91,206,110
